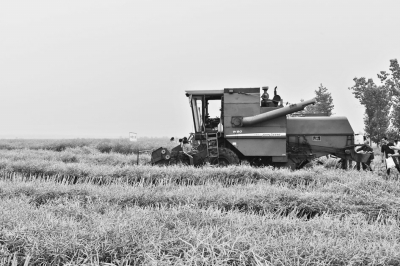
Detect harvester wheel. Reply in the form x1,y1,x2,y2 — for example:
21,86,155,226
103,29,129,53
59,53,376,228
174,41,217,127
210,148,240,166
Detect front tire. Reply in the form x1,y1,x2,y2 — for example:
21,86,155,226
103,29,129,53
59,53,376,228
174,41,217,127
210,148,240,166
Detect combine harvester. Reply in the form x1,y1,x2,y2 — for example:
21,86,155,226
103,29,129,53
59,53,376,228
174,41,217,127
152,87,365,169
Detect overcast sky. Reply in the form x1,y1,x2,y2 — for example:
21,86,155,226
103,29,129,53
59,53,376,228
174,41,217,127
1,1,399,139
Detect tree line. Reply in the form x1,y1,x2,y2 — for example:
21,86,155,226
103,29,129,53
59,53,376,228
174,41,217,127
348,59,400,144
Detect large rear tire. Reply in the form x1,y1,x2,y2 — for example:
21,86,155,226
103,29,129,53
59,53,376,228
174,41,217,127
210,148,240,166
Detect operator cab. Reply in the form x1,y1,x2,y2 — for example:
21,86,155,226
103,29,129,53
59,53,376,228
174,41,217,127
185,90,224,133
185,87,284,134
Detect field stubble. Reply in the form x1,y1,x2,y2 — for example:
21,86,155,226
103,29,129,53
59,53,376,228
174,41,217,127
0,139,399,265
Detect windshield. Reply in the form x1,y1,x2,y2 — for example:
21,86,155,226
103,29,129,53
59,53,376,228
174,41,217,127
190,95,222,132
190,97,203,132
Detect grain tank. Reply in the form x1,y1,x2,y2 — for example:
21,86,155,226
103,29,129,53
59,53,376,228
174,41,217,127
152,87,360,169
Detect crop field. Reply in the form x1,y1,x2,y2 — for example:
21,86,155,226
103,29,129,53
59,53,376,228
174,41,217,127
0,138,399,265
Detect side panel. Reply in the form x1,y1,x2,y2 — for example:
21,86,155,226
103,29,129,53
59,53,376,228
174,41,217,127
287,117,354,157
225,115,287,137
287,135,350,150
222,88,287,157
224,93,260,104
287,117,354,135
226,116,287,156
223,88,260,104
227,139,287,156
225,127,286,138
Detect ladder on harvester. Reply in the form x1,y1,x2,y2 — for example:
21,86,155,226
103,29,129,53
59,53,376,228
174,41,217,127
206,132,219,163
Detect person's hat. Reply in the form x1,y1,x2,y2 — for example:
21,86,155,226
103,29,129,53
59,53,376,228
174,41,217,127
262,86,269,91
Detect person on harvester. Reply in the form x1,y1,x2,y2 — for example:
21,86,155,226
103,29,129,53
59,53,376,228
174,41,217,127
181,137,192,153
272,86,281,107
261,86,269,107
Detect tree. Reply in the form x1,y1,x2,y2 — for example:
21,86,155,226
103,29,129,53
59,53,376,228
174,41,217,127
377,59,400,92
303,84,334,116
377,59,400,132
386,127,400,141
348,77,390,144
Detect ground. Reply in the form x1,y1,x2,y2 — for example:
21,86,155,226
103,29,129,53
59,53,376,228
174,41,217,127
0,139,399,265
